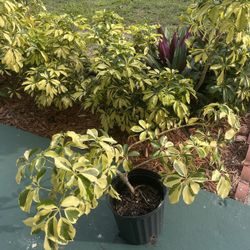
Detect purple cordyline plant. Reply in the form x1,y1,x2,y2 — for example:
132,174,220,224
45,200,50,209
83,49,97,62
157,26,190,73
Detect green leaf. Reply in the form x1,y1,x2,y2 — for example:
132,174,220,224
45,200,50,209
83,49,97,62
131,126,144,133
123,159,132,172
38,202,58,211
190,172,207,183
19,189,34,213
82,168,99,176
80,173,97,182
163,174,182,188
44,236,58,250
87,129,98,138
138,120,147,129
61,196,80,208
96,176,107,189
94,184,104,199
57,217,76,242
64,208,81,224
45,216,58,242
217,176,231,199
16,164,26,184
139,131,147,141
212,170,221,181
36,168,46,184
173,160,187,177
190,182,200,195
23,217,35,227
182,185,195,205
54,157,71,171
225,129,236,140
188,117,199,125
44,150,58,158
169,184,182,204
128,151,140,157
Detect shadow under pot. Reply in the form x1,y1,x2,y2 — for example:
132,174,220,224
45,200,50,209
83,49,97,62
109,168,167,245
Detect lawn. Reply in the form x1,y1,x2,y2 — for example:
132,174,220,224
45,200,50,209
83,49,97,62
43,0,191,30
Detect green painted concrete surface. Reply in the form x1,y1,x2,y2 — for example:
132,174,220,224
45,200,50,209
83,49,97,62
0,124,250,250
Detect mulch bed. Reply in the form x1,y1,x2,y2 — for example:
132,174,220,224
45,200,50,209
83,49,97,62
0,95,100,138
0,95,249,199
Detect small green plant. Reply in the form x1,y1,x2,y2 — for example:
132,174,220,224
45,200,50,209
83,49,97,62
16,120,233,249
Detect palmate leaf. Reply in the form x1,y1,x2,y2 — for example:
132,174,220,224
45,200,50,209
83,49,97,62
224,128,236,140
64,208,81,224
45,216,58,243
168,184,182,204
61,196,80,208
57,217,76,242
131,125,144,133
163,174,182,188
182,185,195,205
19,188,34,213
190,182,200,195
173,160,187,177
216,176,231,199
44,236,58,250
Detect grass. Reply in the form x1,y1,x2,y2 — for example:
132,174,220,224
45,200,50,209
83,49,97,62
43,0,191,31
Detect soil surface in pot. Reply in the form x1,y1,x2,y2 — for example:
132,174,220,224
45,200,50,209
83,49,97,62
114,184,162,216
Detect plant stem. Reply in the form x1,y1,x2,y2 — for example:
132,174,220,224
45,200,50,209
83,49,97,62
133,154,168,168
116,170,135,194
128,122,204,151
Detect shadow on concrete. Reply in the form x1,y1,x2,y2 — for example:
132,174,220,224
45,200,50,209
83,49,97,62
75,197,125,244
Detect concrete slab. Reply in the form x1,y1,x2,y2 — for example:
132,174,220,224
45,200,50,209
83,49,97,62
1,124,250,250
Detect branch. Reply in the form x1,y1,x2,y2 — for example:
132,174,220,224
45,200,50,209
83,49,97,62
116,170,135,194
133,154,169,169
128,122,205,151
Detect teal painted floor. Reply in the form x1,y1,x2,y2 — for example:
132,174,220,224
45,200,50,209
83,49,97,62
1,124,250,250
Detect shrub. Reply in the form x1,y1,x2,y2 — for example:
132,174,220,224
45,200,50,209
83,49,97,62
22,13,90,109
82,11,195,131
0,0,90,108
182,0,250,110
16,123,233,249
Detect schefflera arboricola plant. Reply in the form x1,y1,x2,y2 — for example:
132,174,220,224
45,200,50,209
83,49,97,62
129,119,232,204
16,129,124,250
16,121,233,249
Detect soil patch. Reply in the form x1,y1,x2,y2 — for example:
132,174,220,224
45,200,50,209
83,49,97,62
114,184,162,216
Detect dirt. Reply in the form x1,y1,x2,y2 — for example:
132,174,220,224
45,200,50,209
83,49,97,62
114,184,162,216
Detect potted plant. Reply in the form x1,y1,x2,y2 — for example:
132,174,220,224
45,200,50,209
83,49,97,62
16,120,233,250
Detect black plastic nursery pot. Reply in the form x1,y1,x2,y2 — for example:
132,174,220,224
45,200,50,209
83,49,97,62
110,168,167,245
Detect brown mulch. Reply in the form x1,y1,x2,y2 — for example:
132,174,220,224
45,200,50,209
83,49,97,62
0,95,101,138
0,95,249,199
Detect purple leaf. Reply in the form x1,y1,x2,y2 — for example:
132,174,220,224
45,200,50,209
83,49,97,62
157,27,170,64
169,32,178,63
